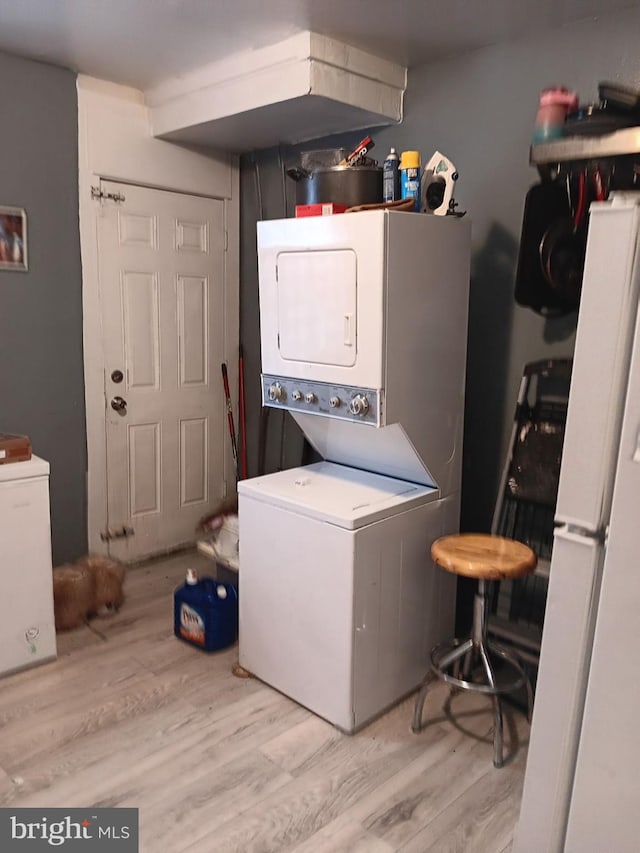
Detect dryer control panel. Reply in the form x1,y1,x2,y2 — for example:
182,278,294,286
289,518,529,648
262,375,381,426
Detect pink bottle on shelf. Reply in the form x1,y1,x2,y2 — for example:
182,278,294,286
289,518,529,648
533,87,578,143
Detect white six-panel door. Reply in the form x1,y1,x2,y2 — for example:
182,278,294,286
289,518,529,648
98,181,227,561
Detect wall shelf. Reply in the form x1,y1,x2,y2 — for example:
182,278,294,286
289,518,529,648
530,125,640,166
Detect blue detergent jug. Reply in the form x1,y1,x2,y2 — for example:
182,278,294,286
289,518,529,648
174,569,238,652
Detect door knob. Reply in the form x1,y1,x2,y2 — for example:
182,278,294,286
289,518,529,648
111,396,127,414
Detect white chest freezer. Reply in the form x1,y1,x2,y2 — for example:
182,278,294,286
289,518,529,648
0,456,57,676
238,462,457,732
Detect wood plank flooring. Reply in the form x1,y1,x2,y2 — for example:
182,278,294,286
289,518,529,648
0,551,528,852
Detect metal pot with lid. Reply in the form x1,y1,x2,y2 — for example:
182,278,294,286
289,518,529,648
287,163,383,208
287,142,383,208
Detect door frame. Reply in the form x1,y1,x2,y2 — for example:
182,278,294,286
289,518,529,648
78,78,239,557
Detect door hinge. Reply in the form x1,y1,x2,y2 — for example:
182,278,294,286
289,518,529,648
100,524,135,542
224,230,229,252
91,186,126,204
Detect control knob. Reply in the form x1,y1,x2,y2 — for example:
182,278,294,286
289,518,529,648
304,392,316,404
329,396,341,408
349,395,370,416
268,382,285,402
292,390,302,401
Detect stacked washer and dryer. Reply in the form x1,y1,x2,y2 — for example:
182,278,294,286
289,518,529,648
239,209,471,732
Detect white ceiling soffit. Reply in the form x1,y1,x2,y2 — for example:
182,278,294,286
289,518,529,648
145,32,407,152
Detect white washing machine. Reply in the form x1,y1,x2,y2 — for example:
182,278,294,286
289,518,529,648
239,461,457,732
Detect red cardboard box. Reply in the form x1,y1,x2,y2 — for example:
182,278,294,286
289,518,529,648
0,433,32,464
295,203,348,217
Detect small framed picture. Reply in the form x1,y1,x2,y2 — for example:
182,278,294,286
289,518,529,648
0,207,27,272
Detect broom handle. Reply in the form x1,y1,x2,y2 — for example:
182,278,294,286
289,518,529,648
238,345,248,480
221,362,239,480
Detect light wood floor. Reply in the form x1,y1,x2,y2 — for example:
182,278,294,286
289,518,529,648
0,551,528,852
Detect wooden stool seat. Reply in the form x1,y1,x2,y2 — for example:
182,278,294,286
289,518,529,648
413,532,537,768
431,533,537,581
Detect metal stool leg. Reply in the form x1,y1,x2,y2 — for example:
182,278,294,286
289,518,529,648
412,672,435,733
452,642,474,692
412,639,472,733
479,643,504,768
476,580,505,769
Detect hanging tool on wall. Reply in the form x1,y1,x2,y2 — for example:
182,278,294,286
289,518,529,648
221,362,240,482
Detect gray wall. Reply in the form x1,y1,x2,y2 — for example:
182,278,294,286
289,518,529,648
0,51,86,565
240,7,640,534
240,155,308,482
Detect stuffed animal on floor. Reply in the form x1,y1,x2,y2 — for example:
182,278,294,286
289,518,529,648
52,555,126,632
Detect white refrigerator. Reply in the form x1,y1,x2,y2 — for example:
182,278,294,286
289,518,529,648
515,193,640,853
